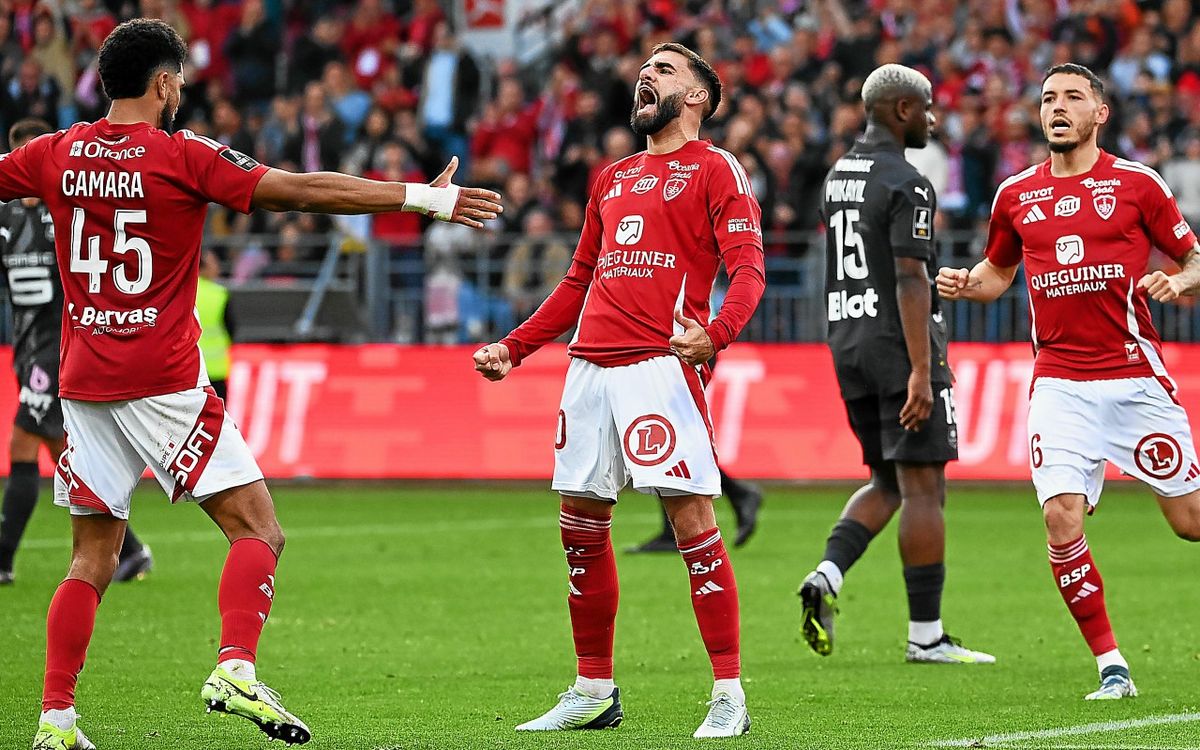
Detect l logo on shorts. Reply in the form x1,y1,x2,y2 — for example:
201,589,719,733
623,414,676,466
1134,433,1182,480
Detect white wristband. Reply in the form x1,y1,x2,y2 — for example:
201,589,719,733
403,183,460,221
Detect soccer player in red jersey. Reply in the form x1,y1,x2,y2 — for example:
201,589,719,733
0,20,500,749
473,43,765,738
938,63,1200,700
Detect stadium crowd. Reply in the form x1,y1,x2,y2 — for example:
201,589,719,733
2,0,1200,340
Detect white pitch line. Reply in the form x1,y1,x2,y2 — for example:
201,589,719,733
931,712,1200,747
991,745,1200,750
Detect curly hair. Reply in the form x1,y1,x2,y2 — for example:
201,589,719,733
97,19,187,100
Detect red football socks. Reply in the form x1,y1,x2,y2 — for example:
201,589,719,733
678,528,741,680
43,578,101,711
1049,535,1117,656
217,538,278,665
559,505,619,680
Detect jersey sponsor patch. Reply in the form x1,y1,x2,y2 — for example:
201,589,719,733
912,206,932,240
1054,195,1080,217
219,148,260,171
1174,220,1192,240
630,175,659,194
1055,234,1085,265
615,215,644,245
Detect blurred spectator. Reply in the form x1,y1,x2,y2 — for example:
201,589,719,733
224,0,278,111
29,13,73,124
418,22,480,172
3,59,58,137
342,0,401,89
212,99,255,155
284,82,344,172
323,61,372,139
366,141,427,248
289,16,342,94
1164,133,1200,228
342,107,394,175
471,78,541,182
502,209,571,320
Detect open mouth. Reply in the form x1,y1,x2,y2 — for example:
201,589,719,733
636,85,658,115
1050,117,1071,135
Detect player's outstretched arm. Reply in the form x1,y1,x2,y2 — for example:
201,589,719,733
251,157,502,228
473,343,512,382
936,259,1018,303
1139,245,1200,302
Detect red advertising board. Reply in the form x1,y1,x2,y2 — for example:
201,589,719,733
4,343,1200,481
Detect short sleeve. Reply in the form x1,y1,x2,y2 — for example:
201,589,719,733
1137,170,1197,261
0,134,50,202
889,176,936,259
983,187,1023,267
177,129,270,214
707,149,764,254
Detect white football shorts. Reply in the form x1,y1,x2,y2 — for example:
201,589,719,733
54,386,263,519
1028,376,1200,507
552,355,721,501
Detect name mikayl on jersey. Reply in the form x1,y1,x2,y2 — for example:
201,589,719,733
834,158,874,172
825,179,866,203
61,170,144,199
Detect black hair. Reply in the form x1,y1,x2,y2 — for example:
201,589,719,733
97,19,187,100
9,118,51,147
651,42,722,120
1043,63,1105,99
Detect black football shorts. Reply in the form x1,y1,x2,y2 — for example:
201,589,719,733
13,356,64,439
842,387,958,466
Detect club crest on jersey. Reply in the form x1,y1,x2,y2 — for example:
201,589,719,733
1094,194,1116,220
631,175,659,194
663,178,688,202
623,414,676,466
1135,433,1183,480
1054,195,1080,217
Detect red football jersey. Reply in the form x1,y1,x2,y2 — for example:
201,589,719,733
0,119,268,400
985,150,1198,386
501,138,765,367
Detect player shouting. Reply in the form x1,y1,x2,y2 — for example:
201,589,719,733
938,63,1200,700
473,43,765,738
0,20,500,750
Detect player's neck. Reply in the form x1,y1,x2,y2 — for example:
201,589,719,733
860,122,902,150
646,120,698,155
105,99,162,129
1049,142,1101,178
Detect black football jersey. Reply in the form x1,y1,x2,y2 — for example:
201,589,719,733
0,199,61,364
820,139,950,397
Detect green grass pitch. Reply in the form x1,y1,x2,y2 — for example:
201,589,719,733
1,483,1198,749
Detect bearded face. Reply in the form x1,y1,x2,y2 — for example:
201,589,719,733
630,88,684,136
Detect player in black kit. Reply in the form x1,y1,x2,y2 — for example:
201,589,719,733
795,66,993,663
0,119,152,585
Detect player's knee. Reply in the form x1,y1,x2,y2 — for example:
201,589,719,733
1042,496,1084,539
261,523,286,556
1170,523,1200,543
868,463,901,499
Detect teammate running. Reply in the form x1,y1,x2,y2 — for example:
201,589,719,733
0,20,500,749
796,64,994,665
474,42,765,738
0,118,152,586
938,63,1200,700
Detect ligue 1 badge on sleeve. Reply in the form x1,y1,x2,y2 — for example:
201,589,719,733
1094,194,1116,220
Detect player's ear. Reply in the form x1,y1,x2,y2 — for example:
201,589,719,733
1095,101,1110,125
687,86,709,111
